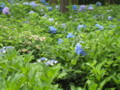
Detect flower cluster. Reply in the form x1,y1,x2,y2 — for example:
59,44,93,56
29,11,35,14
40,0,46,3
55,5,60,10
0,46,15,54
47,6,53,11
77,25,86,30
37,57,48,62
37,57,58,66
49,26,57,33
72,5,77,10
75,43,86,56
79,5,87,12
48,18,54,22
45,3,49,5
95,24,104,30
58,39,64,45
45,60,58,66
61,23,66,28
8,0,14,3
88,5,94,10
30,2,37,7
67,33,75,38
96,2,102,6
0,3,6,12
23,2,37,7
108,16,114,21
2,7,10,14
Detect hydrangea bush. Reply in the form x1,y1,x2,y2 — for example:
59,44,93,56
0,0,120,90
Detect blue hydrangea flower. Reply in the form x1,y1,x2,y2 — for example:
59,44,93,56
0,3,6,8
45,60,58,66
88,5,93,10
75,43,86,56
0,46,15,54
93,15,99,19
77,25,86,30
47,6,53,11
41,0,46,3
55,5,60,10
48,18,54,22
95,24,104,30
58,39,63,44
72,5,77,10
66,33,75,38
108,16,114,21
49,26,57,33
8,0,14,3
30,2,37,7
45,3,49,5
3,46,15,50
96,2,102,6
37,57,48,62
29,11,35,14
0,48,6,53
0,3,6,12
109,25,116,28
61,23,66,28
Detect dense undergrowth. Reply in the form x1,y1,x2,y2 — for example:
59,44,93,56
0,1,120,90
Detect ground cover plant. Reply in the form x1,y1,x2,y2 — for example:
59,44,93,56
0,0,120,90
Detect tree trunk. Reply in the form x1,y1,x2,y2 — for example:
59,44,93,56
106,0,115,4
46,0,48,2
49,0,58,5
60,0,69,13
72,0,78,4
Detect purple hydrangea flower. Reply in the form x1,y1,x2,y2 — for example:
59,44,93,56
72,5,77,10
88,5,93,10
79,5,86,12
2,7,10,14
75,43,86,56
58,39,64,44
30,2,37,7
96,2,102,6
49,26,57,33
66,33,75,38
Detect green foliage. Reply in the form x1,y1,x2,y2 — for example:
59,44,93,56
0,1,120,90
0,49,61,90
